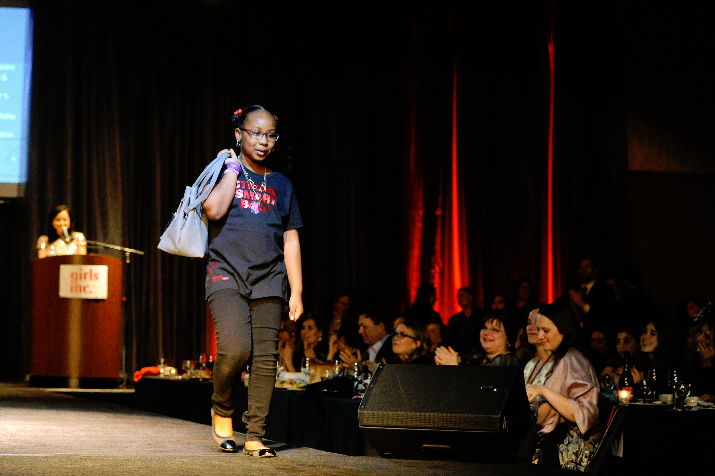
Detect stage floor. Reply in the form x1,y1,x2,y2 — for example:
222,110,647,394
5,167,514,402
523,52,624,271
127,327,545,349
0,382,572,475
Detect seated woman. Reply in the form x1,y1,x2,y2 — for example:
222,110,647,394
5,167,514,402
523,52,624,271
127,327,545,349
279,314,328,373
514,324,535,367
639,317,677,394
523,308,555,387
692,316,715,402
434,311,520,367
37,204,87,258
277,317,297,372
389,320,434,364
326,315,365,365
525,302,601,472
600,322,645,387
489,292,509,310
424,318,448,353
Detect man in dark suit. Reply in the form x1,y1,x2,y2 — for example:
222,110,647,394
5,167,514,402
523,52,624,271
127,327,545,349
356,309,395,372
568,257,617,336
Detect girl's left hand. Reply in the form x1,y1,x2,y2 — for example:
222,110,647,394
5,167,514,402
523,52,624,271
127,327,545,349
289,294,303,321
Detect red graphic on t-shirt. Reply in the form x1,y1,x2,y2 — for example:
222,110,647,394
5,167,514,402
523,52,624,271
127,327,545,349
235,180,277,214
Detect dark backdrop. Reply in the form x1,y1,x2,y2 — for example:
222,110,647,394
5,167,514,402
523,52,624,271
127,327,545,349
2,0,710,382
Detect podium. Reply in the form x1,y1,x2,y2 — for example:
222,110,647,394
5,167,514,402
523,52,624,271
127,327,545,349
29,254,124,387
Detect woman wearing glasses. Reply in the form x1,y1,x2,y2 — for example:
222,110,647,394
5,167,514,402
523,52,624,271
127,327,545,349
203,106,303,457
390,320,435,364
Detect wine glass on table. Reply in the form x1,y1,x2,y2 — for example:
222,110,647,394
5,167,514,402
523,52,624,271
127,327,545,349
667,369,679,407
646,368,658,400
332,359,343,378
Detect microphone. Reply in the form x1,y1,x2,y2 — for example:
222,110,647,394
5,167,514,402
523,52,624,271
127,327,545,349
61,226,72,243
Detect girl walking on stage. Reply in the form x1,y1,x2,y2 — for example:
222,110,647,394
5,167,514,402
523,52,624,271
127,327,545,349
203,105,304,457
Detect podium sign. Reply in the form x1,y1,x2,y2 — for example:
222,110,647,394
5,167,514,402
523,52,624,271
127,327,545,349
30,254,123,384
59,264,109,299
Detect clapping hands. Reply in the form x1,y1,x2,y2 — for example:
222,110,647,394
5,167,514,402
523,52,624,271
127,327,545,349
434,346,461,365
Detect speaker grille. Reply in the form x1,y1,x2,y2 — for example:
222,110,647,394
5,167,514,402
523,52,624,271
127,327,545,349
359,364,521,432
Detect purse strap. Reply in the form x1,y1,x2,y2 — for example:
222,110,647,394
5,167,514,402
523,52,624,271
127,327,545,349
184,152,230,213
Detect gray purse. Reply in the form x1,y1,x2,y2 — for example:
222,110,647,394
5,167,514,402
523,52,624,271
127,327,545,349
157,153,229,257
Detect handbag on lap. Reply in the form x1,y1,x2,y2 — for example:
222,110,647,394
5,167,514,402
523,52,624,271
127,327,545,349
157,152,229,258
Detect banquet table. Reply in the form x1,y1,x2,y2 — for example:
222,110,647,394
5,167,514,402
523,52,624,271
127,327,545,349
135,376,373,456
615,401,714,472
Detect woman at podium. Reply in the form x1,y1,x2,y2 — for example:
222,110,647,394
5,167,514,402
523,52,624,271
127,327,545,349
36,204,87,258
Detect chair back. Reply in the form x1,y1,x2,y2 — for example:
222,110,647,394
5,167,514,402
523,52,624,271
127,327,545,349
586,405,627,474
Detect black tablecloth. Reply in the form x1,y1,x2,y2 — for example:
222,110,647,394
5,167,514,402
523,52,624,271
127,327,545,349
134,377,371,456
617,403,714,472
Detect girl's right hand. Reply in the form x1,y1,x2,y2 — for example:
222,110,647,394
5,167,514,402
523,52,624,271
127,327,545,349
217,148,239,165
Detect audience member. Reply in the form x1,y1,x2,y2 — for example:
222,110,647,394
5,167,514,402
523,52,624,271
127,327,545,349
514,326,535,366
326,314,364,363
326,290,354,338
525,301,601,472
277,317,297,371
523,308,555,387
446,286,483,361
435,311,520,367
424,319,448,353
681,295,710,361
686,296,708,323
339,309,395,373
512,277,537,322
565,257,616,337
639,315,678,394
609,263,656,327
490,292,509,310
584,327,611,376
279,314,328,372
403,283,441,325
692,315,715,402
390,320,434,364
599,322,644,387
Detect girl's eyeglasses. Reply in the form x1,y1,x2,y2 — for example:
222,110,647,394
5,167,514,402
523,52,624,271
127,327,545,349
239,128,279,142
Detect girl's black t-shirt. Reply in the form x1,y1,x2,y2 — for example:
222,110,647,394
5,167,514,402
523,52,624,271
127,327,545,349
206,168,303,301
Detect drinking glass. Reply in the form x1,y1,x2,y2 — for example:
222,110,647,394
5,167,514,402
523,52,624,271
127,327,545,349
182,360,195,378
351,361,361,379
642,378,656,402
647,368,658,386
301,357,311,381
667,370,679,406
600,373,615,390
332,359,343,378
676,382,692,409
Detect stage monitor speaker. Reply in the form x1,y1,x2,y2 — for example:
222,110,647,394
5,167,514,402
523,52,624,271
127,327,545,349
358,364,530,461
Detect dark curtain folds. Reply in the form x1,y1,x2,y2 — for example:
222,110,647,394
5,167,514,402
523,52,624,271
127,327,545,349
1,0,628,380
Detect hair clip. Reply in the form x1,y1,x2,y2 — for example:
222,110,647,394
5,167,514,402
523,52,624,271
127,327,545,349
234,109,243,115
274,114,278,120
